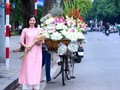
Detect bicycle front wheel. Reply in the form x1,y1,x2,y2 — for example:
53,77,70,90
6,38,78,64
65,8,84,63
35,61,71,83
61,56,66,86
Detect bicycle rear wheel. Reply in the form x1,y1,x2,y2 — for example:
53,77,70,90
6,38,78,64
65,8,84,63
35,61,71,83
67,56,75,79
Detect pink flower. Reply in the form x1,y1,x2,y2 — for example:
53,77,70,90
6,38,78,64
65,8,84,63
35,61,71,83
70,22,74,26
70,29,75,32
65,0,68,2
53,17,66,24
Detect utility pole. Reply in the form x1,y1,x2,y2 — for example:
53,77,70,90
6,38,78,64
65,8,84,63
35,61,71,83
34,0,37,16
5,0,10,70
0,0,5,63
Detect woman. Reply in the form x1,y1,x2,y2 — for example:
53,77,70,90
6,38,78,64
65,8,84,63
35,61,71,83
18,14,43,90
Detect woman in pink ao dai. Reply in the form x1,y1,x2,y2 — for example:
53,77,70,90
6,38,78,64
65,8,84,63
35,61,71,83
19,15,43,90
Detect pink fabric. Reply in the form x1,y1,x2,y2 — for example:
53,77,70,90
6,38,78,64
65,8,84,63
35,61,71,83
19,28,42,85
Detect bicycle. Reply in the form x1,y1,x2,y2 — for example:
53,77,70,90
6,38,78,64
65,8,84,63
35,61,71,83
53,47,76,86
45,39,83,86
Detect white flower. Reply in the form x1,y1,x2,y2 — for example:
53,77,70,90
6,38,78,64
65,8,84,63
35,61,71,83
47,26,56,33
42,31,50,38
67,20,76,27
55,23,67,30
50,32,63,40
57,43,67,55
64,28,78,41
45,17,55,25
77,32,85,40
68,27,78,33
68,41,78,52
61,29,68,36
65,16,76,27
66,32,78,41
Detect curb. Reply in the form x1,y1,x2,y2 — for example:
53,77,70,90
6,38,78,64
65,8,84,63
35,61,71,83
2,73,19,90
4,79,19,90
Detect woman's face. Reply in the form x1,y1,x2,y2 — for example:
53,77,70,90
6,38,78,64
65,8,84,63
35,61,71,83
29,17,36,27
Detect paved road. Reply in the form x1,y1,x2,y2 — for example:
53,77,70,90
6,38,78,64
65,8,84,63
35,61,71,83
43,32,120,90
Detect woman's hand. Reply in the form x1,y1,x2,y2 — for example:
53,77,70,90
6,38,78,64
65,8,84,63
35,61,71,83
42,40,45,43
25,44,33,51
35,41,42,45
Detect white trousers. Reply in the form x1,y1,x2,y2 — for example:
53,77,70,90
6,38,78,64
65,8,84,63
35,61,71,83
22,84,40,90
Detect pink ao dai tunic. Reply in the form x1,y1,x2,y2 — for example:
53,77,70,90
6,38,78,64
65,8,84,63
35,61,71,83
19,28,42,85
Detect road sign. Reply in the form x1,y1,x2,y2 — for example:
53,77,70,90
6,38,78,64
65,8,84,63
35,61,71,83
0,2,6,8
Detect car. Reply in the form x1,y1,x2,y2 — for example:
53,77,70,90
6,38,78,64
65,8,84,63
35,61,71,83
109,25,118,33
86,27,92,32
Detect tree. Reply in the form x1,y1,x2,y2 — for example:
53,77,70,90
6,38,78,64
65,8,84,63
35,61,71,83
10,0,19,31
86,0,120,24
37,6,43,23
15,0,23,25
42,0,55,16
21,0,34,28
10,0,36,29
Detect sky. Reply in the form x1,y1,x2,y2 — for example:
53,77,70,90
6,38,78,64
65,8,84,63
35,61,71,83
37,0,44,6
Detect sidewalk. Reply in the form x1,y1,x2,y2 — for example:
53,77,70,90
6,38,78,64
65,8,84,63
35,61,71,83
0,36,59,90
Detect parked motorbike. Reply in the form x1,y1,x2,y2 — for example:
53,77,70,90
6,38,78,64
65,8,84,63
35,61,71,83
74,46,84,63
105,30,109,36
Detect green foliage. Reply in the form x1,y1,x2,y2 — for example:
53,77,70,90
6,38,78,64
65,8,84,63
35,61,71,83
10,0,43,25
86,0,120,23
63,0,92,17
63,0,76,16
63,0,72,16
37,6,43,23
15,0,23,24
75,0,92,15
10,0,23,26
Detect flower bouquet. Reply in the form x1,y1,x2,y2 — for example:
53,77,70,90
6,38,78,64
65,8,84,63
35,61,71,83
40,0,87,51
42,16,85,41
20,32,46,59
41,16,85,51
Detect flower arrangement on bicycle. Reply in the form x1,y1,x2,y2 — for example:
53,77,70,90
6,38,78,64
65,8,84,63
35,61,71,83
41,15,86,41
39,0,87,54
40,0,87,41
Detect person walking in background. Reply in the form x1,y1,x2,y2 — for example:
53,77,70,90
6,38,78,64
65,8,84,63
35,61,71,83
18,14,44,90
18,24,23,35
104,22,110,36
117,24,120,36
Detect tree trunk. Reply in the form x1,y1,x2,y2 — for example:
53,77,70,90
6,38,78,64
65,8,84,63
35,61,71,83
42,0,55,16
21,0,34,28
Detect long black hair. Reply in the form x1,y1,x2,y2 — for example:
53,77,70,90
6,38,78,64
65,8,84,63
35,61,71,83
25,14,38,28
